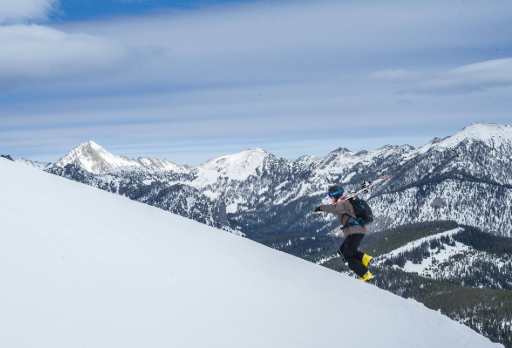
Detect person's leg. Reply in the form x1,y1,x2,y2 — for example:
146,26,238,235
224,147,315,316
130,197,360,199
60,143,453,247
342,234,367,277
355,250,365,262
337,238,347,259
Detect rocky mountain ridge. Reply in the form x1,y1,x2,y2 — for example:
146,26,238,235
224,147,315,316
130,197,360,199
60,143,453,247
55,140,190,174
17,122,512,237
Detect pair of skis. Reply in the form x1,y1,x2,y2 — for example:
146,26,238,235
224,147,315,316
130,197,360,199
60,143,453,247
313,173,392,219
313,173,392,259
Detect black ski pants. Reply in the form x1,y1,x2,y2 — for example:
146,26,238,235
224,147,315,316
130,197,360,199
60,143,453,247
338,234,367,277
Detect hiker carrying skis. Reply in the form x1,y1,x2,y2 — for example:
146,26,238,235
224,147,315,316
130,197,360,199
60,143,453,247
315,185,374,282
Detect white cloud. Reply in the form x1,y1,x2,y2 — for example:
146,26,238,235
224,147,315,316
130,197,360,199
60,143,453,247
0,0,57,24
0,25,137,91
405,58,512,95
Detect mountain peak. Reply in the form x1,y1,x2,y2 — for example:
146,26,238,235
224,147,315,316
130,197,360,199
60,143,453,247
433,123,512,150
247,147,266,153
71,140,103,152
55,141,133,174
193,147,271,186
238,147,268,158
84,140,102,148
55,141,188,174
326,147,353,158
458,122,512,139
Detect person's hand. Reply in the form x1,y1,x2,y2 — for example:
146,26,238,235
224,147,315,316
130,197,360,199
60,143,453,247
314,206,322,212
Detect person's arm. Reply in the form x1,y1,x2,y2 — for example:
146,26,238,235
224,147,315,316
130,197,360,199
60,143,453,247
319,204,337,215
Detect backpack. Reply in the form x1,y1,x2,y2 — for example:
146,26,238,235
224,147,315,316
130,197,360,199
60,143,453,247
346,196,374,228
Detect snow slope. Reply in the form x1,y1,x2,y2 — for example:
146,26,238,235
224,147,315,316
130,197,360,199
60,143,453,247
0,159,501,348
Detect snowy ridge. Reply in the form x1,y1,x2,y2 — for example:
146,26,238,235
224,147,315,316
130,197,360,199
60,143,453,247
435,123,512,149
0,159,501,348
16,157,51,170
374,226,512,290
38,122,512,236
55,140,137,174
136,156,189,172
191,147,270,187
415,123,512,156
378,227,465,257
370,179,512,235
55,141,188,174
426,249,512,289
375,228,469,275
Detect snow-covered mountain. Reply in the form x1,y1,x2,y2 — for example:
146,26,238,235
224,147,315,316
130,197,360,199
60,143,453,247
55,140,189,174
374,226,512,290
29,122,512,237
192,147,268,188
0,158,501,348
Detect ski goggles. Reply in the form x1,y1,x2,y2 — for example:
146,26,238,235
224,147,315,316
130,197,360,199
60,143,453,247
328,189,344,197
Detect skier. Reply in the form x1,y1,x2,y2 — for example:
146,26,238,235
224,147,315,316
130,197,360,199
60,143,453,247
315,185,374,282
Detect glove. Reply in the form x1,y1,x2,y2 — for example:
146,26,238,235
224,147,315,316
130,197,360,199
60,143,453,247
314,206,322,212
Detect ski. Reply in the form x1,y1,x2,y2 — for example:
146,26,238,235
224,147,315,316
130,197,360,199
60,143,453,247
337,173,393,203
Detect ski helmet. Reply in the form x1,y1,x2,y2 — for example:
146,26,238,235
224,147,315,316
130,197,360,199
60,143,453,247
328,185,344,200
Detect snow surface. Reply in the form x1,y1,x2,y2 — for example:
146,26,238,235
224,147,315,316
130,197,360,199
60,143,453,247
0,159,502,348
400,240,470,275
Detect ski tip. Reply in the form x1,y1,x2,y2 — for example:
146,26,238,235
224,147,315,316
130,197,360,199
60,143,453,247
380,173,394,179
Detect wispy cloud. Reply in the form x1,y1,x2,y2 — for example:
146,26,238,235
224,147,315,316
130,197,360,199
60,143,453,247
0,24,137,92
1,0,512,163
0,0,57,24
403,58,512,95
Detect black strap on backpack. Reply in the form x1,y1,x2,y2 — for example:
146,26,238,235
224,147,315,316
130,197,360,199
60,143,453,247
340,197,374,230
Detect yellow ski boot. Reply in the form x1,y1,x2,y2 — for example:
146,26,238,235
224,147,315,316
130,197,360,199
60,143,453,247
362,254,373,267
359,270,374,282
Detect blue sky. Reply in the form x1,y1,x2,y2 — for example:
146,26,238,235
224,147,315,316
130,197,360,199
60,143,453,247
50,0,256,21
1,0,511,165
